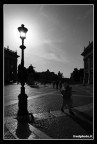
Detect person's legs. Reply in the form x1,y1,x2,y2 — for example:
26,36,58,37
68,99,74,114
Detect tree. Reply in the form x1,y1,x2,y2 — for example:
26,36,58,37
27,64,35,74
58,71,63,80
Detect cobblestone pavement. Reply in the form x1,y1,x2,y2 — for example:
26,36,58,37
4,83,93,104
4,84,93,139
4,104,93,139
4,83,49,103
32,109,93,139
4,84,93,117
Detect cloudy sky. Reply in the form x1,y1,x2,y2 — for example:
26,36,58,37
4,4,93,78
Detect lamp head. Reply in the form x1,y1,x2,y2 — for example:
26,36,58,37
18,24,28,40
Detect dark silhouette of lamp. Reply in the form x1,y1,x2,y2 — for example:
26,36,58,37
17,24,34,122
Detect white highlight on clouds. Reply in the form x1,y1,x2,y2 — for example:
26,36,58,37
27,37,70,64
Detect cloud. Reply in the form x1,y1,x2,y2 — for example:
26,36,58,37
38,38,70,63
26,33,70,64
31,49,70,64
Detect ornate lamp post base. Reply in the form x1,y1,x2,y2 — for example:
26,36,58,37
17,92,34,123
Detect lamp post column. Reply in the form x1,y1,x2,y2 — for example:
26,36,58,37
20,39,25,92
21,39,24,67
17,40,29,117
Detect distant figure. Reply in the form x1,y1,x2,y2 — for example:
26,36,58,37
53,81,56,88
56,81,58,89
59,81,62,90
60,82,73,114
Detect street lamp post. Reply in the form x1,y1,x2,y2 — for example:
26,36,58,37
17,24,34,122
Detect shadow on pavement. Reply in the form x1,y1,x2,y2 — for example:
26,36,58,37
64,110,93,135
73,109,93,122
16,120,31,139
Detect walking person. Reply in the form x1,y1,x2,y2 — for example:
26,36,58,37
60,82,73,114
56,81,58,90
59,81,62,90
53,81,55,88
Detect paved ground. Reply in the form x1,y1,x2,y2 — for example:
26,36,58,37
4,83,94,140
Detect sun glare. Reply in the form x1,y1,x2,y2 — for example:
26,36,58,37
27,26,41,46
4,15,43,53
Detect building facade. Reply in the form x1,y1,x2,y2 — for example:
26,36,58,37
4,47,20,84
81,41,93,84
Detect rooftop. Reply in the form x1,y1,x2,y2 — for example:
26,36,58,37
81,41,93,56
4,47,20,58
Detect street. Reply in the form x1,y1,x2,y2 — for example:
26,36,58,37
4,83,93,139
4,83,93,116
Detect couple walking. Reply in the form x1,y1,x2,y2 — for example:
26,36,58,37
60,82,73,114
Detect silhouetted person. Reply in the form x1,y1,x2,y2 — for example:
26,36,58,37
59,81,62,90
53,81,55,88
56,81,58,89
61,82,73,114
